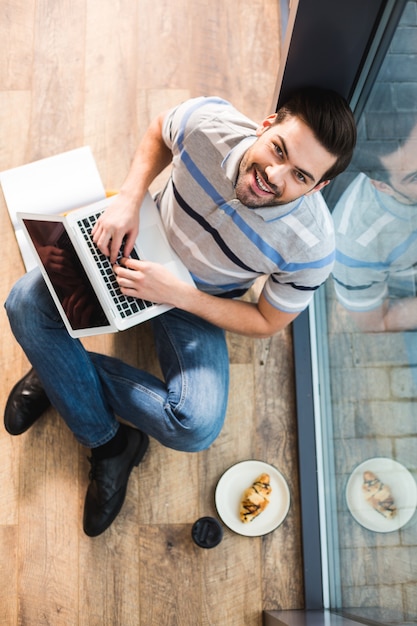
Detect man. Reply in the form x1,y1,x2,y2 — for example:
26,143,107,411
332,118,417,331
4,88,356,536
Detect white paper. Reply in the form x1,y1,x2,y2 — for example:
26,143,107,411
1,146,106,270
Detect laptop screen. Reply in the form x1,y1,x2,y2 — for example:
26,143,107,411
22,218,112,331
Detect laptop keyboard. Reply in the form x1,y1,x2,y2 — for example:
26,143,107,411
77,212,155,319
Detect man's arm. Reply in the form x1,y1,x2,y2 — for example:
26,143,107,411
92,111,171,263
347,297,417,332
174,282,298,337
114,257,299,337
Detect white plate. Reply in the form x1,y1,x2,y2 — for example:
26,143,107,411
215,460,290,537
346,457,417,533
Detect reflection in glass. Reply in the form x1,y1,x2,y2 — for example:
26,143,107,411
316,2,417,624
332,116,417,332
23,218,110,330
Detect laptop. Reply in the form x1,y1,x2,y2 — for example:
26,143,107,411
17,193,195,338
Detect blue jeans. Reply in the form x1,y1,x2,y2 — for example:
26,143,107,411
5,270,229,451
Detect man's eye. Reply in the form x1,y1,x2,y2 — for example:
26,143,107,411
273,144,283,157
295,171,306,183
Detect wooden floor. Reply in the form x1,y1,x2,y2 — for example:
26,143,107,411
0,2,304,624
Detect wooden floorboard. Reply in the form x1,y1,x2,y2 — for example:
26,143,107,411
0,1,304,624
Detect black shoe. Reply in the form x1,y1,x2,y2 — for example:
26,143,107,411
4,368,51,435
83,426,149,537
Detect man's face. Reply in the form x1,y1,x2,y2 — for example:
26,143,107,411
378,127,417,205
234,114,337,208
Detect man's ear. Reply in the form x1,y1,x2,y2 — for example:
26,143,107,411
256,114,278,136
370,178,395,196
305,180,331,196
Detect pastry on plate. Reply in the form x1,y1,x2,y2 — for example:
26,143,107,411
240,473,272,523
362,470,397,519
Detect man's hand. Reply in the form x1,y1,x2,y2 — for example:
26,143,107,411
346,297,417,332
114,257,298,337
92,193,140,264
62,284,95,328
113,257,180,305
92,110,173,264
39,245,83,289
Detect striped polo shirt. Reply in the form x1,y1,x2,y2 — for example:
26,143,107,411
155,96,335,314
332,172,417,311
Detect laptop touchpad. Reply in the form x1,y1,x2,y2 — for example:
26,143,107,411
138,224,175,265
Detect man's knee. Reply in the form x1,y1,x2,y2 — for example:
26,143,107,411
169,404,227,452
5,270,57,333
5,274,33,321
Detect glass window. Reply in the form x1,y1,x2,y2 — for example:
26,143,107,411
316,2,417,624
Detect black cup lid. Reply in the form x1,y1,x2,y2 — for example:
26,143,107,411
191,516,223,548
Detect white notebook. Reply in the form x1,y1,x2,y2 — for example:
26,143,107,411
0,146,106,271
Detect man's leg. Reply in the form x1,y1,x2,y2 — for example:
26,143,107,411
5,269,119,447
5,272,229,533
6,272,229,452
90,308,230,452
4,269,149,536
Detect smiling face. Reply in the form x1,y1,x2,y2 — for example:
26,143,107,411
234,114,337,208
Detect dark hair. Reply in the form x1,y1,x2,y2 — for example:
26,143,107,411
276,86,357,182
351,141,398,183
351,113,417,183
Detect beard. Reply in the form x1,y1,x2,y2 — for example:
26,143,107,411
234,165,287,208
234,176,283,207
234,149,289,208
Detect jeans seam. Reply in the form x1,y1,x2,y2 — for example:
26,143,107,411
158,314,188,416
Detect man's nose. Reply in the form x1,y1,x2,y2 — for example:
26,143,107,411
265,163,288,191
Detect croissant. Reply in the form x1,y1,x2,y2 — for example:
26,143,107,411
240,473,272,523
362,470,397,519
